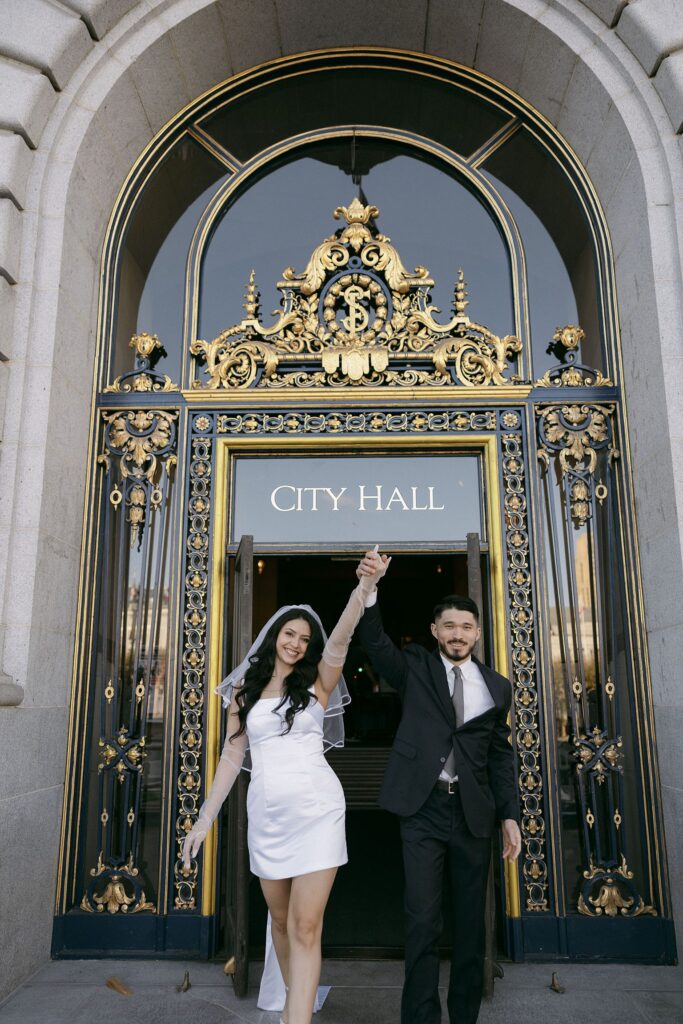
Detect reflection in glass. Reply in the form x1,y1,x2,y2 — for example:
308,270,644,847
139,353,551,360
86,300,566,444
541,443,647,909
199,139,515,344
485,171,579,379
482,127,602,377
112,136,229,384
201,66,509,164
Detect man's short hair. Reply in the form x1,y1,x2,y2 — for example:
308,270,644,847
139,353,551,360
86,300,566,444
432,594,480,623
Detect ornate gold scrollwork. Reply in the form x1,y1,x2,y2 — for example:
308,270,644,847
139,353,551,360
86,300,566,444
534,325,613,389
98,409,178,547
578,856,656,918
173,426,212,910
536,403,617,527
501,419,549,913
105,332,179,393
190,201,522,390
81,853,155,914
284,198,430,296
190,275,283,388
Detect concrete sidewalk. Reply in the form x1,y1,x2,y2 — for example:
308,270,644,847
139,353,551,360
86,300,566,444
0,959,681,1024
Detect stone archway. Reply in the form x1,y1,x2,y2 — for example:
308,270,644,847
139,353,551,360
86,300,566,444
1,0,682,999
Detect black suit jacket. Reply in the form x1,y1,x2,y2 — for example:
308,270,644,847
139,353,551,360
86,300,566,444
357,601,519,837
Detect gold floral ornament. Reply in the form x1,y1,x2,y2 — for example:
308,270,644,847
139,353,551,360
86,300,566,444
573,725,623,785
81,853,155,914
98,731,147,779
190,200,523,390
104,332,179,393
535,324,613,388
578,856,656,918
98,409,178,547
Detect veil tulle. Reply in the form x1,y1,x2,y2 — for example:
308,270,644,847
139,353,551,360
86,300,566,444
214,603,350,757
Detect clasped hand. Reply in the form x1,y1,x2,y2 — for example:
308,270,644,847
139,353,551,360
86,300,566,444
357,546,391,585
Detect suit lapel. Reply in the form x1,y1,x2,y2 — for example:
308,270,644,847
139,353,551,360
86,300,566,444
452,658,505,732
428,652,504,725
429,649,457,724
474,657,505,711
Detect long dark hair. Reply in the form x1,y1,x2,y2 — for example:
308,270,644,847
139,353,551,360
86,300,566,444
231,608,324,739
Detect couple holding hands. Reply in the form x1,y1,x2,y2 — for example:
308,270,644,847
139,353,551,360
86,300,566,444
183,548,521,1024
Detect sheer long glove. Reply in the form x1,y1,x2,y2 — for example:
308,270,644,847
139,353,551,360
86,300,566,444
182,725,248,870
356,546,391,590
322,574,380,670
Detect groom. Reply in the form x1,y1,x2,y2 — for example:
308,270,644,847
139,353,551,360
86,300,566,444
356,549,521,1024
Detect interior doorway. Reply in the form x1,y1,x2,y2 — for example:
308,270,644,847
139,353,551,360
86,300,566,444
222,551,505,959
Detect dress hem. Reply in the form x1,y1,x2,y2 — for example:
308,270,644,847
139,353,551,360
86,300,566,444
251,855,348,882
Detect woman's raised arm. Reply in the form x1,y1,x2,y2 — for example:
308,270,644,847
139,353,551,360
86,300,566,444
316,548,390,697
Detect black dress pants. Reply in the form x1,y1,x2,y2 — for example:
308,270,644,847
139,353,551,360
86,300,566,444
399,786,491,1024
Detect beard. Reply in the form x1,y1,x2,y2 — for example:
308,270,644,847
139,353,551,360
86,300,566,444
438,636,477,664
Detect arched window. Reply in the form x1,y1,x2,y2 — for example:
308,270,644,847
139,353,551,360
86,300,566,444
106,56,610,392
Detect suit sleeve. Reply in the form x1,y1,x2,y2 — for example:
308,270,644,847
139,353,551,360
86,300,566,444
355,599,409,695
487,684,519,823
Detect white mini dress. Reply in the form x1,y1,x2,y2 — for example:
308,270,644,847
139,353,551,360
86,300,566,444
245,693,347,880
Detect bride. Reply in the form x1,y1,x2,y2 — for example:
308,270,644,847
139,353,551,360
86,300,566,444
182,561,376,1024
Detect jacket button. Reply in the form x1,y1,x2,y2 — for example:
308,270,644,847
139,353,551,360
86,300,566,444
440,756,446,763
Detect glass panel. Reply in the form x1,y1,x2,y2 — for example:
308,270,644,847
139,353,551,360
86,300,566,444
486,172,579,379
230,454,482,545
482,127,602,377
594,447,647,898
200,67,510,163
199,138,515,344
543,470,593,901
79,415,177,912
540,422,649,911
112,136,229,384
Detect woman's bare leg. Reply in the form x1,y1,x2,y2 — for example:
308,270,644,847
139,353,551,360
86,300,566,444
286,867,337,1024
260,877,293,1020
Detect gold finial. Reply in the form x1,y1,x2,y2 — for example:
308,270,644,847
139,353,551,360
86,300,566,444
333,197,380,225
553,324,585,354
129,332,161,364
453,269,469,319
243,270,260,319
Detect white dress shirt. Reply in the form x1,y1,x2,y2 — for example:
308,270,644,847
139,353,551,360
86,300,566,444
438,653,495,782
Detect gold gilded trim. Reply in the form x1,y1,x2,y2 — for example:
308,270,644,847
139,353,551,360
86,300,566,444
187,125,242,173
202,437,229,916
469,118,521,169
182,385,533,405
200,428,518,918
189,201,522,393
